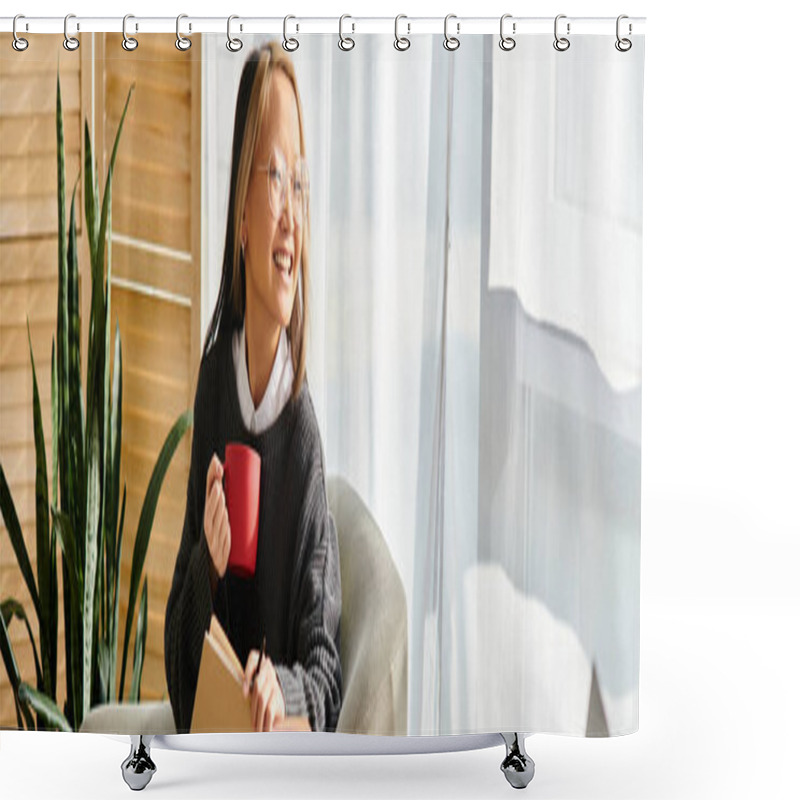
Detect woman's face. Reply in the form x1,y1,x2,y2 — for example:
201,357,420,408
242,70,304,333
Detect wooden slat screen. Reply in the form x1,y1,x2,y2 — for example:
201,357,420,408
101,32,202,706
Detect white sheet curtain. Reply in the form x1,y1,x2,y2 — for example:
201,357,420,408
203,32,643,737
443,35,643,736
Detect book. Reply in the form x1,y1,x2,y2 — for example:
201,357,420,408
190,613,311,733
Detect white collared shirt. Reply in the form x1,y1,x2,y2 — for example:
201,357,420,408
232,324,295,434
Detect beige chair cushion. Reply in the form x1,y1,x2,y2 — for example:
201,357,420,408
327,475,408,736
80,700,176,734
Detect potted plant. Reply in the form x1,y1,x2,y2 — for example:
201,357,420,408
0,71,192,732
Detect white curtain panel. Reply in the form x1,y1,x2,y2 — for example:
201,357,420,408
446,34,642,736
203,32,643,737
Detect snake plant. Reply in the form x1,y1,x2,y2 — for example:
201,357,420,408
0,70,192,731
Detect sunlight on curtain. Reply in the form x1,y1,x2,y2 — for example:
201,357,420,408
202,32,643,738
488,35,643,394
439,34,643,735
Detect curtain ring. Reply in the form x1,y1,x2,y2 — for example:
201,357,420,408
283,15,299,52
443,13,460,51
615,14,632,52
12,14,29,52
122,14,138,51
553,14,570,51
63,13,79,51
227,15,243,52
394,14,410,51
339,14,355,51
499,14,516,51
176,13,191,51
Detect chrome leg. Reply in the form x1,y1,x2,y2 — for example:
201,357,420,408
500,733,535,789
121,735,157,791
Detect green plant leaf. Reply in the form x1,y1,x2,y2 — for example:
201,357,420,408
102,322,123,701
50,336,58,506
119,409,191,701
0,464,41,622
51,510,82,598
59,555,75,729
84,118,98,269
19,682,72,732
97,519,105,690
97,83,134,290
95,253,112,690
49,336,60,690
0,607,34,729
52,509,82,728
96,259,112,683
1,598,44,691
26,319,53,700
110,325,123,533
96,638,110,705
85,192,105,522
129,578,148,703
67,179,86,554
111,484,126,700
54,68,77,731
82,413,101,726
86,94,133,709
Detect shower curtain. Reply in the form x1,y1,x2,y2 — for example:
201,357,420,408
0,27,643,738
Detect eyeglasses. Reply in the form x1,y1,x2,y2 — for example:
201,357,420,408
254,149,310,227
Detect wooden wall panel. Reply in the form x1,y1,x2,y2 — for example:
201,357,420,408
1,32,202,725
0,34,89,729
0,53,82,240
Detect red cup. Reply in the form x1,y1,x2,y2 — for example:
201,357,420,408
222,442,261,579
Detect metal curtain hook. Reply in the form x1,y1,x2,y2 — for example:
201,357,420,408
176,13,191,51
615,14,632,51
64,13,79,51
444,13,460,51
122,14,138,51
339,14,355,51
227,15,243,52
394,14,410,51
553,14,570,52
283,15,299,51
12,14,29,51
499,14,516,51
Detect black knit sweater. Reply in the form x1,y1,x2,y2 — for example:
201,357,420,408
164,324,342,733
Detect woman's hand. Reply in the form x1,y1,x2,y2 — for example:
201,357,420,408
242,651,286,732
204,454,231,580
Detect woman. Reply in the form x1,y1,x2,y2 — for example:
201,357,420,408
164,41,342,734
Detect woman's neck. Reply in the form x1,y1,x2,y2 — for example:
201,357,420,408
244,310,281,410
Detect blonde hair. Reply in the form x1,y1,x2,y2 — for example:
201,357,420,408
204,40,309,400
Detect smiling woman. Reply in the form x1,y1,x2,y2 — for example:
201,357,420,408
203,40,310,398
163,40,342,738
240,67,309,407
